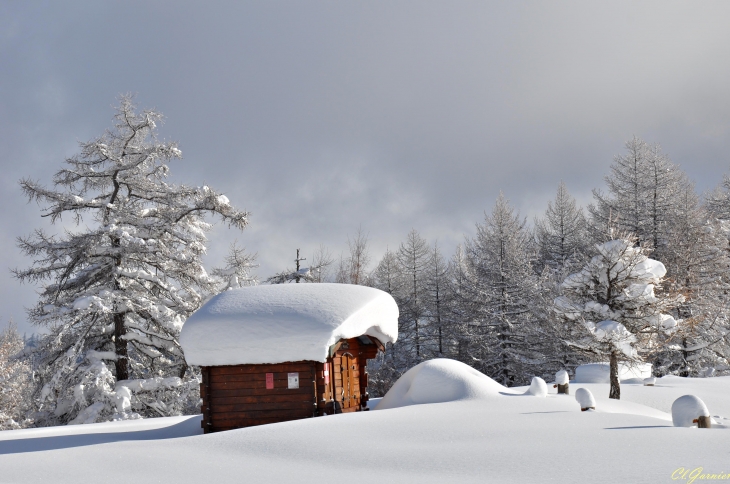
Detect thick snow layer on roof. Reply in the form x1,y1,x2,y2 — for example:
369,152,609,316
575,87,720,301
179,283,399,366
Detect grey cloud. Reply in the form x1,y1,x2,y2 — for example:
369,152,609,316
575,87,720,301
2,1,730,335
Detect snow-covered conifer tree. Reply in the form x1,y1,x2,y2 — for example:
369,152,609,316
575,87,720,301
366,248,406,395
266,246,333,284
425,243,450,357
589,137,688,262
462,194,542,386
554,233,683,399
533,183,592,375
309,245,335,283
535,181,589,275
212,242,258,291
335,228,371,285
445,244,475,364
13,96,248,425
371,248,403,297
0,321,33,430
396,229,431,362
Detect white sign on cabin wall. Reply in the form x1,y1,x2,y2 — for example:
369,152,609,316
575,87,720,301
288,372,299,389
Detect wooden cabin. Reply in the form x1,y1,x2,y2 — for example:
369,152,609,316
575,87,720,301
180,283,399,433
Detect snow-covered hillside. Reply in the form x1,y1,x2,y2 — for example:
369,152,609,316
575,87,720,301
2,359,729,483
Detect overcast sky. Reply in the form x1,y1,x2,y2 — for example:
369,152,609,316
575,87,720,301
2,1,730,336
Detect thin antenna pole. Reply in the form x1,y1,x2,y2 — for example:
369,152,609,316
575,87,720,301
295,249,307,283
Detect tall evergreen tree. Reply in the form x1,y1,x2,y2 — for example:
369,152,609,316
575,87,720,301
425,242,450,357
335,227,371,285
371,248,403,296
535,181,589,274
13,97,248,425
589,137,688,261
367,247,406,394
212,241,258,291
0,321,32,429
446,244,475,365
533,183,591,376
396,229,431,362
462,194,541,386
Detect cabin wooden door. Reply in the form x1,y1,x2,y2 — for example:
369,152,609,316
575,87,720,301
339,353,358,410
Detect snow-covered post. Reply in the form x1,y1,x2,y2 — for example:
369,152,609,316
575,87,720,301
553,370,569,394
575,388,595,411
672,395,711,428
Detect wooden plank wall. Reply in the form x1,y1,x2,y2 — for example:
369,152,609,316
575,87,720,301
201,339,382,432
202,362,316,433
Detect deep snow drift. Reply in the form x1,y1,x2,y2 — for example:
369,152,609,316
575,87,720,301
2,359,730,483
574,362,652,383
376,359,512,409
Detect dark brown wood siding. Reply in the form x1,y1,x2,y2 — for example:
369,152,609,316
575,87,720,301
202,362,317,433
201,337,383,433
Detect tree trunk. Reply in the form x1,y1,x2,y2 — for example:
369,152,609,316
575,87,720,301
609,351,620,400
680,337,690,378
114,312,129,381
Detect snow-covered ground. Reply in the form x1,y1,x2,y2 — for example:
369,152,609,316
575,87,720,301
2,359,729,483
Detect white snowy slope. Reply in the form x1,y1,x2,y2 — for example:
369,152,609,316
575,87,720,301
574,362,653,383
2,360,730,484
179,283,399,366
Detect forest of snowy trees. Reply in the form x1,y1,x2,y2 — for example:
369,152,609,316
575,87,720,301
2,99,730,429
361,137,730,396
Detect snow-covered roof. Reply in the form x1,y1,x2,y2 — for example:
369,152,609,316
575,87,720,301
180,283,399,366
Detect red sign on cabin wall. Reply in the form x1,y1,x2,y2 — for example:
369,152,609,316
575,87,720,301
265,373,274,389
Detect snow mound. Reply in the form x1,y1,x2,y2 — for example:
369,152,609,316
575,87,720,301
643,377,656,386
575,388,596,409
180,284,399,366
525,377,547,397
376,359,508,409
574,363,652,383
672,395,710,427
555,370,569,385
